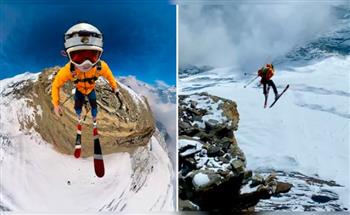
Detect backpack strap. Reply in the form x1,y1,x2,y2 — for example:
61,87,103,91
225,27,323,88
70,62,75,72
70,63,78,84
96,61,102,72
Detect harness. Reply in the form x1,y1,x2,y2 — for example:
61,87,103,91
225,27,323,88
70,61,102,84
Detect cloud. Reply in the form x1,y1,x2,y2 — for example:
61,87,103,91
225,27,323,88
155,80,170,88
179,4,341,74
119,76,176,161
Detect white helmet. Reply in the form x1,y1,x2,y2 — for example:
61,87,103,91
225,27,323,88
64,22,103,72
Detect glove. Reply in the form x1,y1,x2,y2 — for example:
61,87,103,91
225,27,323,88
54,105,63,117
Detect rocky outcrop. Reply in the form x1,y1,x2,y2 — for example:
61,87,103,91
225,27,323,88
178,92,292,212
10,67,155,157
254,171,346,211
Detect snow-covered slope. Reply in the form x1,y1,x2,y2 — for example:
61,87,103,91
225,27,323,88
179,55,350,210
0,73,174,212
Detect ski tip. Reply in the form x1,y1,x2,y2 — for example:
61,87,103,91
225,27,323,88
74,149,81,158
95,169,105,178
94,160,105,178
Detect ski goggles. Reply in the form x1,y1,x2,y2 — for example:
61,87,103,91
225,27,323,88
68,49,101,65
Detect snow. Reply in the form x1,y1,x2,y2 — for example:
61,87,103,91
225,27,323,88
179,139,201,149
179,55,350,209
0,73,174,212
178,139,202,157
183,94,230,128
192,172,210,188
118,82,147,108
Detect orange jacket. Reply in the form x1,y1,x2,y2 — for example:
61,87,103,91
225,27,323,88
258,66,274,80
51,60,118,107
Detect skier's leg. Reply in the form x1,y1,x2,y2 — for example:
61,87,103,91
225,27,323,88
87,90,98,121
263,82,268,108
74,89,85,119
268,80,278,99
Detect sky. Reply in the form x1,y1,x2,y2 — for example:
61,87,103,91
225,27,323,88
0,1,176,85
179,3,344,76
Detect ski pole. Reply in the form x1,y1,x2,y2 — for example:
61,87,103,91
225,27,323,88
244,76,259,88
115,92,124,110
61,93,74,107
108,89,124,110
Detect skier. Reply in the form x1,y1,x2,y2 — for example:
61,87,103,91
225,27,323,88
51,22,119,121
51,22,120,172
257,63,279,108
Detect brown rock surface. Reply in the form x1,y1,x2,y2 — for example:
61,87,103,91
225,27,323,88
15,66,155,157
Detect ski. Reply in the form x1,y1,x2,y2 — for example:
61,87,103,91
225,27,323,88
74,122,82,158
269,84,290,108
93,121,105,177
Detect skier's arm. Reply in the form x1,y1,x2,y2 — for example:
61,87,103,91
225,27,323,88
100,61,119,92
51,65,72,107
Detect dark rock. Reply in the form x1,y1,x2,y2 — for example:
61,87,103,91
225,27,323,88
192,115,203,123
218,156,230,164
311,194,338,203
243,170,253,184
179,199,199,211
205,119,219,131
275,182,293,194
223,153,232,160
218,137,232,151
196,131,211,142
188,172,245,211
257,185,273,199
188,108,206,117
230,159,245,174
265,173,277,184
213,126,233,139
182,127,201,137
190,100,198,109
207,145,221,157
250,174,264,188
179,121,191,130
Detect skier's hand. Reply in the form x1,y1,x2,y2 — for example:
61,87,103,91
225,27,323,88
54,105,63,117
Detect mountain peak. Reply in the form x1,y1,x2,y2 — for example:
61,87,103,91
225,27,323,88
2,66,156,157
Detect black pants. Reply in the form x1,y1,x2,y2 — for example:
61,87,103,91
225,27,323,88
262,79,278,96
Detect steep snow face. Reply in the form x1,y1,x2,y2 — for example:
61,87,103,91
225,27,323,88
179,55,350,209
0,73,174,212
